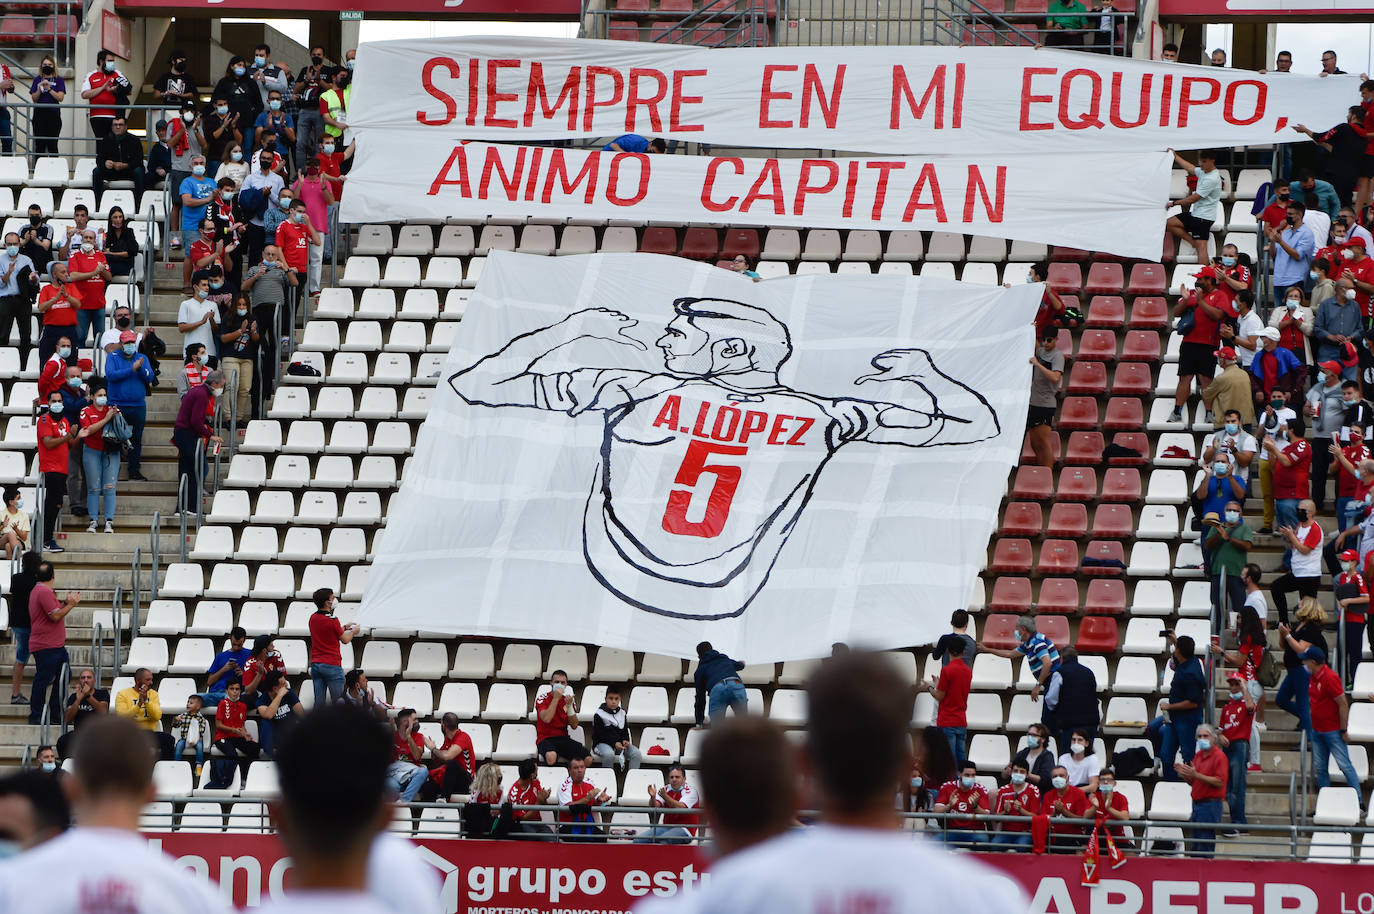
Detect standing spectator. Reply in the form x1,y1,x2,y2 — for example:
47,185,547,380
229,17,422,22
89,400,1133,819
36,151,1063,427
153,49,198,117
248,44,290,110
638,765,700,844
1304,646,1364,804
1200,348,1254,430
178,156,217,276
1026,262,1079,334
1216,668,1258,836
321,65,352,149
990,760,1039,849
239,154,284,268
1266,200,1317,311
387,707,431,803
206,679,258,790
1272,499,1323,617
241,245,295,408
535,669,591,765
167,101,206,247
933,608,978,666
254,89,296,158
1039,765,1090,852
275,199,320,294
80,49,131,139
37,334,72,402
218,143,248,190
308,586,357,705
201,97,240,179
506,756,553,838
67,229,111,354
1165,149,1223,264
1265,426,1314,562
1176,723,1227,858
185,219,226,294
1169,267,1237,424
146,121,171,190
1216,243,1253,305
1202,410,1258,485
36,264,80,366
36,390,78,553
980,615,1061,701
79,385,119,533
5,549,37,704
170,694,210,776
1220,290,1264,370
1309,262,1338,332
1332,434,1373,548
693,640,747,724
1340,239,1374,320
918,637,971,762
591,684,641,771
1291,169,1341,222
291,164,334,296
178,275,219,358
172,369,224,513
1148,632,1206,779
213,58,262,136
58,365,89,523
202,625,250,706
91,116,144,210
1026,329,1063,468
27,55,65,157
18,203,54,277
1337,549,1373,686
1276,598,1330,736
425,712,477,799
1255,391,1300,532
557,756,611,840
1205,499,1252,615
0,62,9,152
104,331,153,482
219,295,259,423
55,667,107,759
114,667,175,758
933,760,990,846
207,179,247,286
1314,281,1362,381
1045,647,1099,753
102,207,139,279
255,670,304,758
1004,722,1056,788
293,47,330,167
1056,728,1101,792
0,231,36,363
0,485,28,559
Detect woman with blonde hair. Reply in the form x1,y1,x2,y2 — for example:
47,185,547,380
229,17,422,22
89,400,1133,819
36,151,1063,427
1276,596,1329,736
471,762,503,803
462,762,514,838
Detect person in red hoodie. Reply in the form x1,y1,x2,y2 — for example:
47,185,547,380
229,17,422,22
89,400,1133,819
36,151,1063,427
1216,671,1256,837
36,334,73,401
1040,763,1090,853
920,637,971,763
207,679,259,789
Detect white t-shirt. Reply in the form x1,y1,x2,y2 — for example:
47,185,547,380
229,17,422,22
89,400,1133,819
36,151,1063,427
178,297,218,354
1207,429,1258,483
1257,407,1298,462
1235,310,1266,367
1244,589,1268,620
256,892,395,914
366,833,443,914
631,825,1026,914
99,327,143,352
1192,167,1223,222
1305,211,1332,250
1290,522,1325,577
1057,750,1102,787
0,827,228,913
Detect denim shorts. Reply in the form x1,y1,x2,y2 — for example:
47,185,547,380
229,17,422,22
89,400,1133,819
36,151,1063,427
12,628,29,664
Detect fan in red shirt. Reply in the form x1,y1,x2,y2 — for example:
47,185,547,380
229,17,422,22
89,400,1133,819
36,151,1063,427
506,757,553,833
1087,770,1132,846
1334,430,1373,523
1170,268,1237,423
920,641,971,762
990,760,1039,849
1176,723,1228,858
274,200,320,284
318,143,350,200
37,336,74,400
1303,646,1365,805
1335,548,1371,680
241,633,286,699
1217,671,1256,829
1340,239,1374,318
1040,766,1090,851
206,680,260,789
534,670,590,766
1216,242,1252,305
306,586,358,705
556,757,610,837
1264,424,1311,502
933,761,990,846
426,711,477,798
36,265,81,364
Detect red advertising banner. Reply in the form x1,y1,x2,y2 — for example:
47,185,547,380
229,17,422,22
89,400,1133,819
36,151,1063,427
148,832,1363,913
112,0,578,15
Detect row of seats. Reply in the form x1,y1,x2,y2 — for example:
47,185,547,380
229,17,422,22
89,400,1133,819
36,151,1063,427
1,186,156,218
297,319,457,354
0,14,78,43
160,561,369,601
315,287,468,321
205,488,385,526
188,525,375,563
266,386,431,421
239,420,413,456
283,349,445,387
222,453,405,489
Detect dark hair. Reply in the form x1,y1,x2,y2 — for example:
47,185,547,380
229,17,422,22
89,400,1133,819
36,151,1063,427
1070,729,1094,754
440,711,459,731
946,638,965,658
185,342,205,361
2,485,18,504
959,759,977,774
1362,79,1374,93
919,725,956,787
667,764,687,778
230,626,247,640
0,770,70,837
806,653,912,807
276,705,392,855
345,669,365,690
1288,200,1307,215
1344,380,1361,392
1162,42,1178,53
1315,257,1332,276
73,204,88,217
1198,149,1220,161
187,694,204,707
1029,261,1048,281
648,138,667,153
950,609,969,627
396,707,417,724
1242,562,1263,585
604,684,621,697
260,670,284,692
517,757,538,780
96,48,113,64
255,43,271,54
217,177,235,190
1175,635,1196,659
20,551,40,575
1223,409,1241,420
227,56,247,72
1351,107,1367,124
35,562,54,583
312,587,334,609
1297,168,1315,182
550,668,568,681
1276,49,1291,58
1237,604,1265,647
699,716,793,840
696,641,712,657
1011,758,1029,773
72,716,154,799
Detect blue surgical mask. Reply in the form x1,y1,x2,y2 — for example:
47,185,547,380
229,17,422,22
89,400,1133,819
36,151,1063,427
210,281,224,291
345,59,355,71
1025,274,1034,283
1026,735,1040,748
1221,256,1236,267
1225,422,1239,435
57,347,70,359
232,67,245,77
1099,782,1115,794
910,776,922,789
231,151,243,162
322,144,336,155
1318,372,1329,385
4,245,16,258
1196,737,1212,752
1310,271,1320,281
40,761,56,772
192,164,206,176
1010,772,1026,785
1225,510,1240,524
66,377,80,389
269,99,282,111
1052,776,1067,790
293,212,306,224
103,60,115,73
47,402,62,415
1214,462,1229,476
253,55,266,67
96,396,107,407
1286,299,1299,310
1229,691,1244,701
122,343,136,356
216,105,228,116
195,288,208,299
960,776,975,789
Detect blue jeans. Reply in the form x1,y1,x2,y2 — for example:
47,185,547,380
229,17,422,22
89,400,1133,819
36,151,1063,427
119,404,146,474
75,309,105,353
1275,666,1311,737
0,107,11,154
28,646,69,725
386,760,427,802
1225,741,1249,825
199,688,227,707
174,737,205,768
941,726,968,764
1188,798,1223,858
990,832,1032,850
1312,729,1364,804
633,825,693,844
82,446,120,522
1148,712,1200,780
708,679,747,721
310,662,345,705
935,829,988,847
1275,498,1298,566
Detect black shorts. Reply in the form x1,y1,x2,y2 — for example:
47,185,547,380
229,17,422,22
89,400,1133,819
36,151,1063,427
1177,213,1214,241
537,736,589,761
1027,405,1057,429
1361,153,1374,180
1178,341,1217,378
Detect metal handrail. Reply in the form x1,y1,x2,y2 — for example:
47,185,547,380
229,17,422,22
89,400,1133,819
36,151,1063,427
1288,771,1299,859
33,460,45,553
176,473,189,556
130,545,141,641
1299,728,1309,828
110,582,123,676
91,620,103,689
193,437,207,529
38,660,69,746
150,510,161,601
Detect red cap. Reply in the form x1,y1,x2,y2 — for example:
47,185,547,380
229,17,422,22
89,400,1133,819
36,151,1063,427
1346,238,1368,251
1225,671,1243,682
1344,341,1361,368
1340,549,1360,562
118,331,136,343
1213,346,1237,360
1319,360,1343,377
1192,265,1221,281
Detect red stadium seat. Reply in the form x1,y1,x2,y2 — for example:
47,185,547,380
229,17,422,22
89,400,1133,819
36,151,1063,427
1035,615,1071,648
1121,330,1162,362
1051,246,1090,262
1086,296,1125,329
1076,330,1118,362
614,0,650,9
1020,431,1061,465
639,227,678,255
1083,578,1126,615
1056,466,1098,501
991,539,1034,574
1100,468,1142,502
983,613,1025,648
1056,329,1074,355
1160,235,1176,264
989,580,1033,613
1102,397,1144,431
1036,578,1080,614
1001,502,1043,537
607,19,642,39
1081,540,1126,576
680,227,719,261
1046,502,1088,538
1036,540,1080,576
721,229,760,262
962,23,998,44
1090,504,1134,538
1127,262,1167,295
0,16,36,42
1064,432,1104,465
1066,361,1107,395
1075,617,1121,653
1129,297,1169,329
1084,262,1124,295
1110,362,1152,396
1011,466,1054,500
1046,263,1082,295
1011,0,1048,11
1057,398,1100,432
1109,433,1149,465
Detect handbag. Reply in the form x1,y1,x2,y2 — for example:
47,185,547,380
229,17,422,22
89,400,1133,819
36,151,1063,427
1255,648,1282,688
102,410,133,456
1174,308,1196,336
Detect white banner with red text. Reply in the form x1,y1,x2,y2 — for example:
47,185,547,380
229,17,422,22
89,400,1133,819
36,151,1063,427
356,252,1039,662
338,137,1172,260
347,37,1360,154
149,832,1355,912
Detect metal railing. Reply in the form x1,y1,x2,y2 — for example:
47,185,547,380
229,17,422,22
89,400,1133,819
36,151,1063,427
109,582,123,677
37,660,69,747
130,545,141,641
581,0,770,46
150,509,161,601
0,2,81,71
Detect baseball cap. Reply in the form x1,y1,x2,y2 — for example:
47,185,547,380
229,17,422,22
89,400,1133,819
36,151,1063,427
1192,265,1221,281
1259,327,1282,341
1213,346,1237,360
1346,238,1368,251
1343,341,1360,368
154,119,167,131
1301,646,1326,663
1319,360,1343,376
252,633,273,652
118,330,136,343
1225,671,1243,683
1340,548,1360,562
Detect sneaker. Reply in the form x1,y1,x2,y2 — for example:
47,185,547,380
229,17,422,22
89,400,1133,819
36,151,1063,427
71,507,88,518
44,540,63,553
170,236,182,250
104,521,114,534
128,471,147,481
1219,829,1240,838
1259,527,1272,535
1169,407,1183,423
1247,763,1262,772
86,520,97,533
9,693,27,705
1203,410,1214,425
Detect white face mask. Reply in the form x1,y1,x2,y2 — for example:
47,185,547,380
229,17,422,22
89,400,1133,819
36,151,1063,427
1070,742,1086,755
1052,776,1067,790
1348,289,1359,301
1099,782,1114,794
1010,772,1026,785
80,242,94,254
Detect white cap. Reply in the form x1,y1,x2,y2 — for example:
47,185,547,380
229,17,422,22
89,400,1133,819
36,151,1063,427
1259,327,1282,341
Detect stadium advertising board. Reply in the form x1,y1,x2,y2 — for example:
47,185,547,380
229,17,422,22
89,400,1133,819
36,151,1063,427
356,252,1039,662
339,137,1171,259
348,37,1359,154
147,832,1362,911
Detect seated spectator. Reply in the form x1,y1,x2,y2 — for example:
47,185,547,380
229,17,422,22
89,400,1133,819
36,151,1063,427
637,764,700,844
1040,764,1090,852
0,484,30,560
990,760,1039,849
55,668,107,758
933,609,978,666
342,667,391,720
241,633,285,700
202,625,249,705
1178,723,1228,858
184,224,225,298
102,207,138,279
536,669,591,766
386,707,430,803
114,667,175,759
170,694,210,777
933,760,989,846
78,385,120,534
557,756,610,841
463,762,514,838
0,767,69,852
1217,670,1256,835
146,121,171,190
506,756,554,839
423,711,476,799
1044,0,1088,45
918,637,971,762
207,679,259,789
591,684,640,771
1202,411,1258,485
1088,769,1131,849
1004,722,1055,789
31,744,59,775
92,115,144,209
61,205,103,256
1056,728,1101,792
254,670,304,757
728,253,761,281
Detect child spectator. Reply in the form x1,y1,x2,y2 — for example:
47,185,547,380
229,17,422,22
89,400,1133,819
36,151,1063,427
208,679,258,789
171,694,210,777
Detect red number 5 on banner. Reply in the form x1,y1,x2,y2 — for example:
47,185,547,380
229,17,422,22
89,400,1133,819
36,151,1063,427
661,440,749,538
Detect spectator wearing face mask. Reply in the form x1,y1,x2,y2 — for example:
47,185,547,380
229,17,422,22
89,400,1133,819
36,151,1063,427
218,295,259,423
78,384,119,535
147,121,170,190
1214,243,1252,304
1317,223,1348,271
275,199,321,294
66,229,110,354
18,204,53,278
1205,498,1252,617
1331,413,1373,535
318,137,352,202
1310,258,1337,322
292,161,334,295
36,390,78,552
1339,239,1374,320
320,66,352,150
933,761,989,847
1266,287,1313,370
58,365,90,523
166,101,206,248
173,370,225,511
1250,325,1306,410
1219,289,1263,369
1265,200,1317,313
102,207,138,280
307,586,357,705
0,231,36,362
1056,728,1100,791
61,205,102,257
1339,209,1374,250
253,89,295,158
103,331,153,482
178,276,219,364
80,49,131,139
153,49,198,116
218,143,248,191
27,55,65,157
1254,388,1300,533
214,57,263,131
1314,277,1363,381
1170,267,1237,424
1272,499,1323,616
1307,361,1349,508
247,43,290,110
239,149,285,268
176,343,212,397
208,180,246,287
989,760,1038,850
241,246,295,407
201,96,241,178
293,47,330,169
1039,765,1089,852
178,155,216,270
1202,409,1257,485
1200,347,1254,432
35,263,80,367
1333,547,1371,685
1004,722,1055,788
1194,453,1244,565
1294,108,1366,207
184,217,224,294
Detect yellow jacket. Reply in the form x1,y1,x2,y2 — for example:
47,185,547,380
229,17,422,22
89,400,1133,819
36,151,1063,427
115,686,162,730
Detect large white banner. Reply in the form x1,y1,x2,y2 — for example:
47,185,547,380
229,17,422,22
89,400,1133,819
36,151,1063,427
359,252,1040,662
339,137,1171,260
348,37,1359,154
